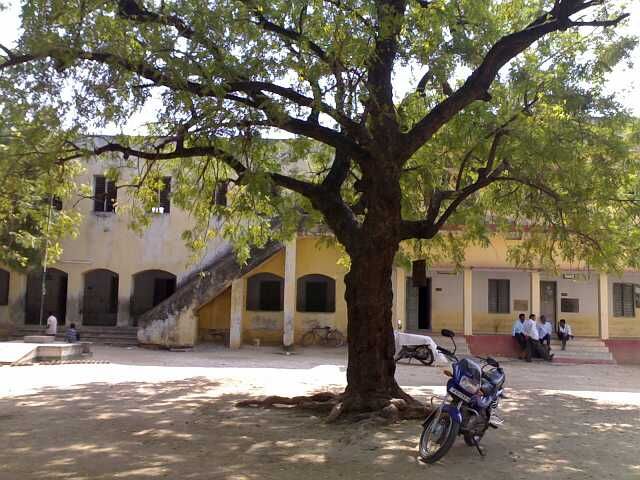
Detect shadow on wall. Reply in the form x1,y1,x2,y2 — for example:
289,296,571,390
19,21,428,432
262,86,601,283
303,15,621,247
1,377,639,479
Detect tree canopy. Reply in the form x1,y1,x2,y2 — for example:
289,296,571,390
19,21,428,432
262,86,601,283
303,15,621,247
0,0,637,269
1,0,638,413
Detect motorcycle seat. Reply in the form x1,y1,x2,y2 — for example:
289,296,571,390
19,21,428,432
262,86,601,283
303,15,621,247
483,368,505,387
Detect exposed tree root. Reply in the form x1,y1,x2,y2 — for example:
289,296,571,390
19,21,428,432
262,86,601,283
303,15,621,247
236,390,429,424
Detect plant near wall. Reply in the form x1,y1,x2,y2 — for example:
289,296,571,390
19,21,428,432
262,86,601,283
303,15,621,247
1,0,639,419
0,106,81,270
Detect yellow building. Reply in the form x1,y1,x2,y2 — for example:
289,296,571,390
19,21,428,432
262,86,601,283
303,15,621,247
1,143,639,363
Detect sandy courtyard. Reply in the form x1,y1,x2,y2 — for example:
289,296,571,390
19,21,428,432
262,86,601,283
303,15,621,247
1,344,639,480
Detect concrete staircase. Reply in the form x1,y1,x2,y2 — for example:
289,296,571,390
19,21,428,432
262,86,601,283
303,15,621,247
12,325,138,346
550,337,615,364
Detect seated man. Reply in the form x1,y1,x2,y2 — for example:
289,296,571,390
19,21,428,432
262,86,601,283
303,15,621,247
512,313,527,358
523,314,553,362
557,319,574,351
537,315,552,348
65,323,80,343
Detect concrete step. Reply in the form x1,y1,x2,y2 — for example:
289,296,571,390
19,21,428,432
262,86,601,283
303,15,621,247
550,345,611,353
553,350,613,359
550,338,606,346
12,325,138,346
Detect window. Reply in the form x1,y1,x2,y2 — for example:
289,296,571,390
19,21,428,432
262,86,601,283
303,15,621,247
488,279,510,314
246,273,283,311
152,177,171,214
613,283,635,317
0,269,9,305
94,175,117,212
561,298,579,313
297,274,336,313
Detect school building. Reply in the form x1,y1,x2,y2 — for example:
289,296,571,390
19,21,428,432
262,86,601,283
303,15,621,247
1,144,639,364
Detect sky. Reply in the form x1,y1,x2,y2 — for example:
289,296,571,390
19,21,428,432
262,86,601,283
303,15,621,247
0,0,638,135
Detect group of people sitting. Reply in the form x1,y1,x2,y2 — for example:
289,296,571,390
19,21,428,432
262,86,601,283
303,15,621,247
512,313,574,362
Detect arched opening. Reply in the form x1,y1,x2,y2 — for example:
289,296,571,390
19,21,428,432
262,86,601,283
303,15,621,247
246,273,284,311
25,268,68,324
297,274,336,313
83,269,119,326
131,270,177,323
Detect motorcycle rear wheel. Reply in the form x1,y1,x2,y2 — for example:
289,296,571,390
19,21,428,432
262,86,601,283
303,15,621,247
419,411,459,463
415,345,435,366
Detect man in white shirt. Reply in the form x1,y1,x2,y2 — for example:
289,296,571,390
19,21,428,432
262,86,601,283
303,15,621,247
557,319,574,350
537,315,553,348
523,314,553,362
46,312,58,336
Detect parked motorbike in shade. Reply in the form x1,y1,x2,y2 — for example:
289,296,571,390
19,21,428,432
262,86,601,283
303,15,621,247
419,329,506,463
394,344,434,366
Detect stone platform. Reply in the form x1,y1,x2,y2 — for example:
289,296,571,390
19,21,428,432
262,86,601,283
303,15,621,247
23,335,56,343
0,341,92,366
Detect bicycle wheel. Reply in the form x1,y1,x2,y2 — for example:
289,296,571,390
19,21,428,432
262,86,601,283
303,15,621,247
301,331,318,347
326,329,346,347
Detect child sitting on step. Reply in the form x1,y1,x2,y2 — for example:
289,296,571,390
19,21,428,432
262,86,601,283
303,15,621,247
65,323,80,343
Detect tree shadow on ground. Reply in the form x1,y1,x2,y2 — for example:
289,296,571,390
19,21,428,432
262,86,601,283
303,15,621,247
1,376,639,480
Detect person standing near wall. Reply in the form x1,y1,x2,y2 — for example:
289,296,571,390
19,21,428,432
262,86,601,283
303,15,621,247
45,312,58,337
512,313,527,358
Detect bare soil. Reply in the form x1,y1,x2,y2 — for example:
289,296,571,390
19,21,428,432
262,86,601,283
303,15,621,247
1,344,639,480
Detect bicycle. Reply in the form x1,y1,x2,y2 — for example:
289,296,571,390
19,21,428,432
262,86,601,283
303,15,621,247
301,326,346,347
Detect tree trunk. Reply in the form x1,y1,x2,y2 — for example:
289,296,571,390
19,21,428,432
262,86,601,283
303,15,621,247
341,241,408,412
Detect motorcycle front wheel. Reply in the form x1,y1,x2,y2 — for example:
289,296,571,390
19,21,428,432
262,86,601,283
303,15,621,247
419,410,460,463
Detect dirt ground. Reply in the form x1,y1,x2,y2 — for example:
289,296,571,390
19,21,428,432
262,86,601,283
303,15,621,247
1,345,639,480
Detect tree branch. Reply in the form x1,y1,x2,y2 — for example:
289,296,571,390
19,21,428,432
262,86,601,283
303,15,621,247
399,160,509,239
0,46,369,161
402,0,628,159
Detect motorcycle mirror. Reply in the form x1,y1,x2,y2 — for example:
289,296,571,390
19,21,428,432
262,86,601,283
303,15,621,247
486,357,499,367
441,329,455,338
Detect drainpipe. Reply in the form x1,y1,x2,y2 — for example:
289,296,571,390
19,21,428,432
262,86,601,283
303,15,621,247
38,194,54,327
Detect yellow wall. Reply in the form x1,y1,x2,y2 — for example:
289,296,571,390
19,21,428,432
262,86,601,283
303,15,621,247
610,316,640,338
293,237,348,343
197,287,231,341
242,250,286,345
473,314,516,334
562,314,599,337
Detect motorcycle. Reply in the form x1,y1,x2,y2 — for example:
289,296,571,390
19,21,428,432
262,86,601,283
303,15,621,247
419,329,506,463
394,343,434,366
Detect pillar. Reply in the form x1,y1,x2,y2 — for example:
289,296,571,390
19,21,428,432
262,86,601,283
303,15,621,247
463,268,473,336
530,271,540,318
599,273,609,340
229,278,244,348
393,267,406,331
283,237,296,349
65,269,83,326
116,272,132,327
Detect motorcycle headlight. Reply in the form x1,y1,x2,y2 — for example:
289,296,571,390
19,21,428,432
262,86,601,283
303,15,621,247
459,375,480,394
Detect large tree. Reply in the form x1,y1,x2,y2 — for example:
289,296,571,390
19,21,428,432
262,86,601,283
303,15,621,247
1,0,638,416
